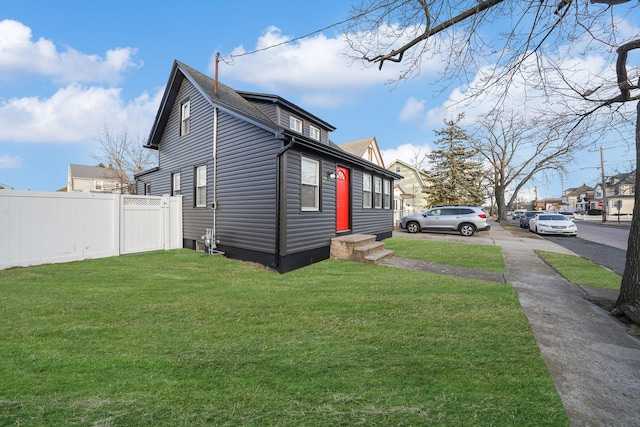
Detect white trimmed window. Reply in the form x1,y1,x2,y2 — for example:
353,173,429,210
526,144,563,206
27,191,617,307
383,180,391,208
181,100,191,135
195,165,206,207
363,173,372,208
172,172,181,196
301,157,319,211
290,116,303,133
309,125,320,141
374,177,382,208
144,183,151,195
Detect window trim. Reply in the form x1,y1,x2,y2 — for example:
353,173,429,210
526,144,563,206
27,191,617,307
195,165,206,207
301,156,320,211
374,176,383,209
309,124,320,141
180,100,191,136
363,173,372,208
383,179,391,209
171,172,181,196
144,182,151,195
290,116,303,133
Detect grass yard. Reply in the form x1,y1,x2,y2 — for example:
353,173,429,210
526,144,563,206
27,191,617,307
0,249,567,426
536,250,621,291
384,237,506,273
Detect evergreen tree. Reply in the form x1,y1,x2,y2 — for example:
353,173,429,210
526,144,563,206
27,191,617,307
424,115,486,206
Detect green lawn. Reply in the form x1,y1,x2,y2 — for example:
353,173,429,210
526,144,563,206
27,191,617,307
384,237,506,273
0,249,567,426
536,250,621,291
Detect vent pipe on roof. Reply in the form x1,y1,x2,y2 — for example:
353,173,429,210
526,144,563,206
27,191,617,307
214,52,219,95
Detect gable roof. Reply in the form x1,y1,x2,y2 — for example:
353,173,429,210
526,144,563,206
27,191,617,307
143,60,401,180
339,136,385,167
68,164,119,180
564,184,594,197
608,170,635,186
386,159,427,187
145,61,282,149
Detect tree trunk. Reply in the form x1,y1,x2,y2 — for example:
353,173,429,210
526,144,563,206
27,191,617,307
613,100,640,324
495,185,507,221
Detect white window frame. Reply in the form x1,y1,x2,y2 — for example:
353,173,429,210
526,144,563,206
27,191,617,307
301,157,319,211
172,172,181,196
195,165,206,207
383,180,391,209
290,116,303,133
144,183,151,195
374,177,383,208
309,125,320,141
363,173,372,208
181,100,191,136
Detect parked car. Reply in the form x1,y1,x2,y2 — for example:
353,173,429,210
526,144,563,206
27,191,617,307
529,213,578,236
519,210,543,229
512,210,526,219
399,206,491,237
558,211,575,220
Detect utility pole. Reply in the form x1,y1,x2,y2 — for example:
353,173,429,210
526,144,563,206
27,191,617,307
599,147,607,222
589,146,615,222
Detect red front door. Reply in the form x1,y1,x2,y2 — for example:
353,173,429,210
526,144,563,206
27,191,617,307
336,166,350,232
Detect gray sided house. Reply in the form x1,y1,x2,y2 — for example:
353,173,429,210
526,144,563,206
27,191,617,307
136,61,401,272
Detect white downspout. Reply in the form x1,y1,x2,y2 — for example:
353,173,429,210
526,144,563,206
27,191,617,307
213,106,218,247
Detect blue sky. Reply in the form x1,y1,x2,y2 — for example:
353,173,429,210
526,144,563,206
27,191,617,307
1,1,638,200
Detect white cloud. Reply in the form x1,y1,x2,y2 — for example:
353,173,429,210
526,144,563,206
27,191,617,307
0,19,141,84
424,15,640,129
381,143,432,166
0,154,22,169
213,26,445,107
0,84,163,143
398,97,426,122
425,51,622,129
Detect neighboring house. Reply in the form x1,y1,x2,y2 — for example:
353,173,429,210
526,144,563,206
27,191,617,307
67,164,126,193
135,61,401,273
338,136,385,167
539,198,561,211
562,184,594,212
594,171,635,215
386,159,430,220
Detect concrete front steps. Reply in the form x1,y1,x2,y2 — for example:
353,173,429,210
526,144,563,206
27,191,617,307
330,234,394,265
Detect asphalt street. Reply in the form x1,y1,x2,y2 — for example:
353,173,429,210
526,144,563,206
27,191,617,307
511,219,629,275
544,234,627,275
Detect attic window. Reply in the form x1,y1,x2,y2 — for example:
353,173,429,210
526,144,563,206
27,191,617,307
181,100,191,136
290,116,302,133
309,125,320,141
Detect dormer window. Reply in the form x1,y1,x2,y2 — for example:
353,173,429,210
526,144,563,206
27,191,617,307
180,100,191,136
309,125,320,141
290,116,302,133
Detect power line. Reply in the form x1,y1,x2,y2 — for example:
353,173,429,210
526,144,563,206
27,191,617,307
221,2,396,64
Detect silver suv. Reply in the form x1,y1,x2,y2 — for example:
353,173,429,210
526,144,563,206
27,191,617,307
399,206,491,237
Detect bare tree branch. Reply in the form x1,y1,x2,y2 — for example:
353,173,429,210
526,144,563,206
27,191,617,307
364,0,507,69
92,125,158,193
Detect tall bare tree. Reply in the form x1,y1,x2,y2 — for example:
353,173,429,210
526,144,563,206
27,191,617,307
92,125,157,194
473,112,587,221
342,0,640,322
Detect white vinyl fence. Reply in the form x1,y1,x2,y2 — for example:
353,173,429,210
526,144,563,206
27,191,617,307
0,191,182,270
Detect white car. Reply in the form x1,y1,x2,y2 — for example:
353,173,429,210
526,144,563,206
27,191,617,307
529,213,578,236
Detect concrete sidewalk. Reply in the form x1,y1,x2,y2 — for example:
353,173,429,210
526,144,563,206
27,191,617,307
386,223,640,426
